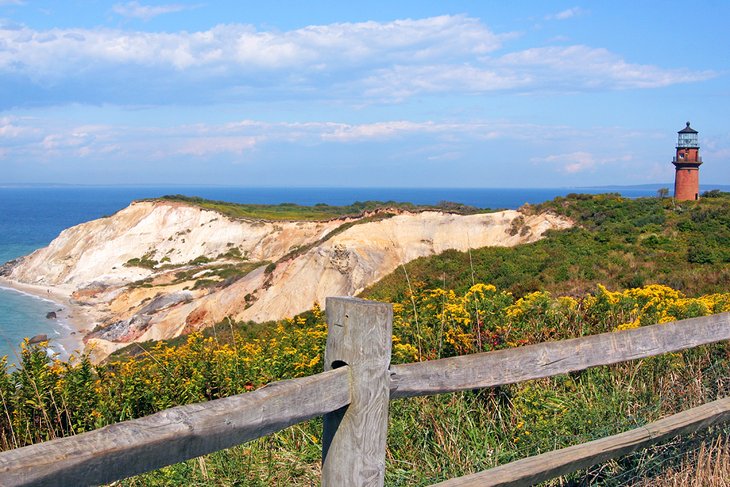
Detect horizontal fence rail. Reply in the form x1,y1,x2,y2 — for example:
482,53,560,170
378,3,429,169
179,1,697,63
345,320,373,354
0,300,728,486
0,367,350,487
389,313,730,398
435,396,730,486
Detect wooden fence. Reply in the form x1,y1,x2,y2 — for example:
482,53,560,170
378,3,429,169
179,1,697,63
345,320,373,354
0,297,729,486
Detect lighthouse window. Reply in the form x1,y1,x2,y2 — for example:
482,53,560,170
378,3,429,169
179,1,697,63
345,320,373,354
679,153,685,159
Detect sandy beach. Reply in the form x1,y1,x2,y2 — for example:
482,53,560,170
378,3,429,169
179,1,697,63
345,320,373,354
0,277,97,360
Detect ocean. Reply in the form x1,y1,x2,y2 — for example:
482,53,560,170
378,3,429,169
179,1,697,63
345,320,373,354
0,184,674,363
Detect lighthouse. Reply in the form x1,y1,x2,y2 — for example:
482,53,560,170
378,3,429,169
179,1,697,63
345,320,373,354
672,122,702,201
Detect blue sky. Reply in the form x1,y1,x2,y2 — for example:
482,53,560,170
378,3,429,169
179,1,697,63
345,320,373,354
0,1,728,187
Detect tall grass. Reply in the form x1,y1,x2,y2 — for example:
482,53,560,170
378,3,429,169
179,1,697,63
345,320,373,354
639,433,730,487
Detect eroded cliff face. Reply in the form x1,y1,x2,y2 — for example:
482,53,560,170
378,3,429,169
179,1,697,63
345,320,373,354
8,201,340,289
4,200,572,359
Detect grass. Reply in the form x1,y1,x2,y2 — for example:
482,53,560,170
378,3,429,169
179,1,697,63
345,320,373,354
124,252,159,269
638,432,730,486
154,194,486,221
114,425,323,486
126,261,268,290
176,262,268,287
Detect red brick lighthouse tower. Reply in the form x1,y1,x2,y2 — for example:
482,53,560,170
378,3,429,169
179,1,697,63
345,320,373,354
672,122,702,201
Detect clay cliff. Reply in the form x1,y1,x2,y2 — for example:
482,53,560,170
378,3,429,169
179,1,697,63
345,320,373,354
3,200,572,359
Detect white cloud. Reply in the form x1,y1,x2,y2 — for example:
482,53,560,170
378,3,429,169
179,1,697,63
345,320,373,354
41,131,91,150
3,116,641,167
427,151,462,161
0,15,715,107
0,15,503,75
112,2,197,21
361,64,532,99
547,35,570,43
539,151,597,173
0,121,115,162
177,136,259,156
0,0,25,6
702,135,730,161
320,121,453,141
498,45,714,89
5,114,692,187
545,7,586,21
533,151,633,173
358,44,713,99
0,116,24,137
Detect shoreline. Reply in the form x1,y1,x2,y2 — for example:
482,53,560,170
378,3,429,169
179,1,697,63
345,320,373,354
0,277,97,360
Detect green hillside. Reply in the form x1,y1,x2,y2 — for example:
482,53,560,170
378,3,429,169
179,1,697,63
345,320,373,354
363,192,730,302
156,194,484,221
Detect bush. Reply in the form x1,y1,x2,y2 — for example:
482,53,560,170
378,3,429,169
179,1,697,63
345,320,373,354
124,252,158,269
688,245,718,264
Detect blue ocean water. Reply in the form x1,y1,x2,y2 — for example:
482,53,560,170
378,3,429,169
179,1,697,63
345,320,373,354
0,184,685,362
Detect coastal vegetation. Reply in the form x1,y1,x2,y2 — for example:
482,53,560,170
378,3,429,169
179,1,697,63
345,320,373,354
156,195,484,221
129,261,270,291
2,192,730,484
364,192,730,300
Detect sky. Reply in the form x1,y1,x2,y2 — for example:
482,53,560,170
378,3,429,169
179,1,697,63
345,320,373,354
0,1,728,188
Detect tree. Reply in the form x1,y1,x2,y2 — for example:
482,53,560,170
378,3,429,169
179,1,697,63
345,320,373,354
657,187,669,198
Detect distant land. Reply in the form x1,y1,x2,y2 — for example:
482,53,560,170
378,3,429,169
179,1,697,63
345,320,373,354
2,183,730,190
582,183,730,191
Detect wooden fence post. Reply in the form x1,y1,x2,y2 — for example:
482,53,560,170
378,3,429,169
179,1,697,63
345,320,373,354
322,297,393,487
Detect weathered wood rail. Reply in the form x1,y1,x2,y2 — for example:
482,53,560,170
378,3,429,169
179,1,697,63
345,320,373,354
0,298,728,486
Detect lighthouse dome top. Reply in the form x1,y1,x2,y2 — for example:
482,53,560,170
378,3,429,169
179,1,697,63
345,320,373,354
678,121,698,134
